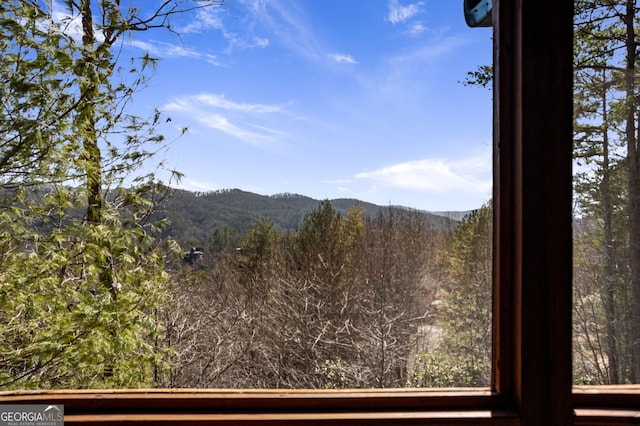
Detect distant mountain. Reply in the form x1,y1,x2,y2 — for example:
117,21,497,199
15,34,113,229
155,188,466,244
429,210,474,221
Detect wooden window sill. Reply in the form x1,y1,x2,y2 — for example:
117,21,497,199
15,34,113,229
63,411,520,425
2,387,640,425
1,388,514,425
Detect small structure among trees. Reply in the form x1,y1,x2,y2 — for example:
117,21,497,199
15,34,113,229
183,247,204,264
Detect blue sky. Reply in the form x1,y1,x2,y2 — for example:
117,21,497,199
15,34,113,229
127,1,493,212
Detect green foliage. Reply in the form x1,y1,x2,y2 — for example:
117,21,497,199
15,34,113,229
571,0,640,384
316,359,351,389
291,200,354,275
420,203,492,387
0,1,209,389
154,188,458,244
0,187,170,389
407,350,485,388
0,1,78,186
234,217,282,293
461,65,493,89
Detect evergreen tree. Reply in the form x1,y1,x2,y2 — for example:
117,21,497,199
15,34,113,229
411,203,492,387
0,0,221,389
572,0,640,383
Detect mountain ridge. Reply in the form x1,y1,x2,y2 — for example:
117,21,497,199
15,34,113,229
157,187,472,244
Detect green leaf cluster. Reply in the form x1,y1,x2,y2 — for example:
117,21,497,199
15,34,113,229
0,0,193,388
417,203,492,387
0,186,170,389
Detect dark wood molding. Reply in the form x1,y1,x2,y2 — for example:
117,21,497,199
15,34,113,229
491,0,515,400
2,1,639,425
0,389,518,425
494,1,574,424
0,389,501,413
573,385,640,409
1,386,639,424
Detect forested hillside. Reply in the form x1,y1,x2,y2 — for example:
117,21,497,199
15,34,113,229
157,200,493,389
155,188,461,245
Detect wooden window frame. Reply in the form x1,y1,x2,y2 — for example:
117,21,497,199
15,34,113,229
2,0,640,424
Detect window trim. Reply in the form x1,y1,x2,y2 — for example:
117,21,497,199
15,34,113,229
2,0,640,424
492,0,574,423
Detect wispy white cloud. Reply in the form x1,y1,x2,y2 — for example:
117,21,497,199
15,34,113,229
129,39,201,59
406,22,428,36
251,0,322,61
354,150,491,195
244,1,356,67
180,8,225,34
180,5,270,53
386,0,424,25
389,36,464,74
358,36,464,104
252,37,270,48
385,0,437,39
165,94,285,114
328,53,357,64
174,178,220,192
163,93,289,148
204,54,222,66
197,113,282,147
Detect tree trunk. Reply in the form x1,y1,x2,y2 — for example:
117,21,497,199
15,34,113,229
79,0,115,301
599,74,620,383
623,0,640,383
80,0,103,225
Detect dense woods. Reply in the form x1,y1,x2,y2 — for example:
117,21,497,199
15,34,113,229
571,0,640,384
0,0,639,389
154,188,459,243
156,200,491,389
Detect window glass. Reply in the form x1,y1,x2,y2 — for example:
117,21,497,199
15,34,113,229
0,1,491,389
572,0,640,385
